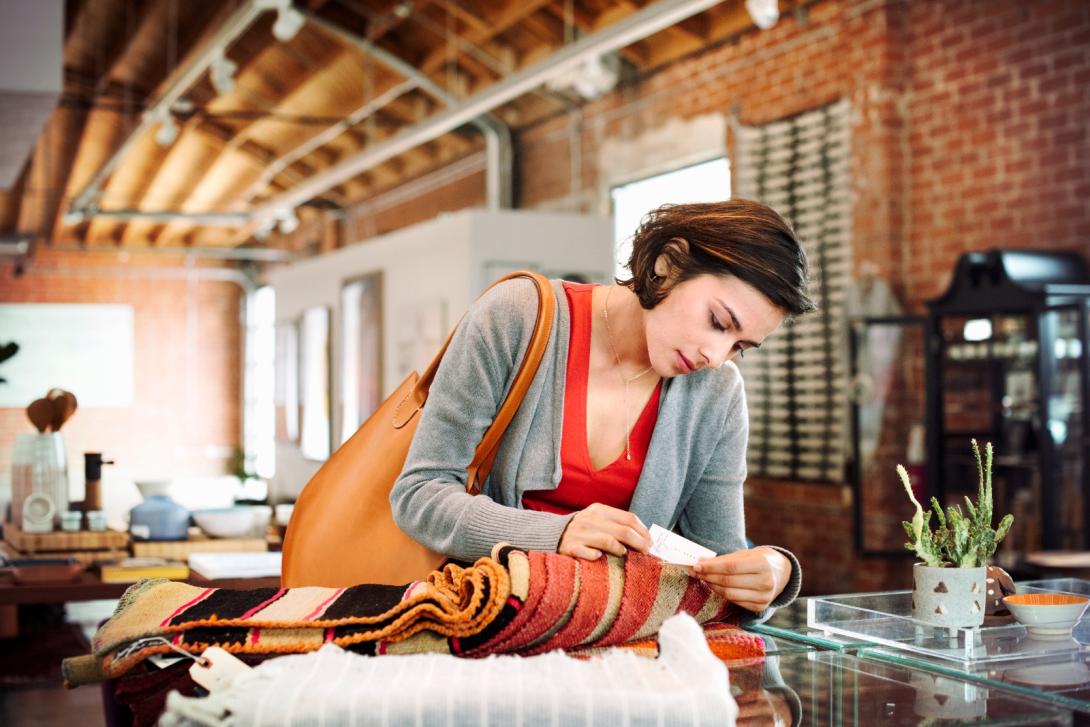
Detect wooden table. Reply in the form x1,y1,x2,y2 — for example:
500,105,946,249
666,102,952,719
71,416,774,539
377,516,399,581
0,570,281,637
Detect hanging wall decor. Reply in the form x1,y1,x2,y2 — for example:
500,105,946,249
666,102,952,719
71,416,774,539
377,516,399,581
733,99,852,482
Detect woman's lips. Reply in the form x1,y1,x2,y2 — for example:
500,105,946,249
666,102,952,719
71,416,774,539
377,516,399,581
677,351,695,374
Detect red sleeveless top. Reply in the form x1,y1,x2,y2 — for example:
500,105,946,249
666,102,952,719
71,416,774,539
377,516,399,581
523,282,662,515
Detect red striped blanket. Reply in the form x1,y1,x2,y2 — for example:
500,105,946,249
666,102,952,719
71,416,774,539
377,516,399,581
63,544,760,686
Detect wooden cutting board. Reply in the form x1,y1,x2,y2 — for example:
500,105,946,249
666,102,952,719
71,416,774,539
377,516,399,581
3,524,129,553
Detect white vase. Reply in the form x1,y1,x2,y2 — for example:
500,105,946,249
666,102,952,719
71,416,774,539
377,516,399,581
912,563,986,628
10,432,69,527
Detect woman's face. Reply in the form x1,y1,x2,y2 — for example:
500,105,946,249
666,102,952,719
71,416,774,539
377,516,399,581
643,273,785,377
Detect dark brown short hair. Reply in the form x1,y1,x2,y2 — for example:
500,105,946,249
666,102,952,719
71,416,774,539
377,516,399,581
617,199,816,317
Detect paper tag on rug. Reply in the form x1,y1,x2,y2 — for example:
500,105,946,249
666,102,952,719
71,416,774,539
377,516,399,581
648,524,716,566
189,647,252,692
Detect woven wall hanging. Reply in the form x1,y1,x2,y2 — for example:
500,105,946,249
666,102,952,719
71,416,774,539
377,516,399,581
733,98,852,482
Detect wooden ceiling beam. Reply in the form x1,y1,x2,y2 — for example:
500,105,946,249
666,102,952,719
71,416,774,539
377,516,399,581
16,105,88,244
541,2,645,67
144,34,353,246
639,0,755,68
415,0,553,77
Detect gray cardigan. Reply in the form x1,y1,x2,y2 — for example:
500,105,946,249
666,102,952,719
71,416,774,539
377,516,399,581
391,278,801,609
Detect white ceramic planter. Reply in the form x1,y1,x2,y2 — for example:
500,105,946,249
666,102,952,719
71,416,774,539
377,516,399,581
911,563,986,628
910,671,988,720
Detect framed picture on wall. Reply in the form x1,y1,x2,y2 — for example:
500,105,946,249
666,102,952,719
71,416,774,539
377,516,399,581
298,305,332,461
274,320,299,443
340,271,383,445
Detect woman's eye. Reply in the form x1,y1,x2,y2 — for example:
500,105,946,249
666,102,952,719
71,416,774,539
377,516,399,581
734,344,746,359
711,313,726,332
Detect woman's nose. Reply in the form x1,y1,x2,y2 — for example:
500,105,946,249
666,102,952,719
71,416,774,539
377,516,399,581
700,338,734,368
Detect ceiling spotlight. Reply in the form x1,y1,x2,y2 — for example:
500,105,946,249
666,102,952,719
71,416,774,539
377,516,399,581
745,0,779,29
210,52,238,95
277,209,299,234
62,208,86,226
272,5,305,42
154,112,179,147
253,217,276,242
546,53,620,100
392,1,411,19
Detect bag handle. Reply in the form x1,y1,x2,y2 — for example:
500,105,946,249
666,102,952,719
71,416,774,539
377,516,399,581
391,271,556,496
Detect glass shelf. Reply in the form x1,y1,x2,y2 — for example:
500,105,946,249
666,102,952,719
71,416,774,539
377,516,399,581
851,578,1090,711
862,646,1090,714
806,589,1090,665
757,650,1073,724
747,595,879,652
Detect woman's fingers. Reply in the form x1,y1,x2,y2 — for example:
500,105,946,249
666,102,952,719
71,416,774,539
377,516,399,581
570,544,604,560
691,570,774,592
707,585,771,611
558,505,658,560
585,505,651,549
688,548,792,612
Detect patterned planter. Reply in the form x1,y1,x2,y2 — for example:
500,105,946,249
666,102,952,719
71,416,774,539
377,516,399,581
911,563,986,628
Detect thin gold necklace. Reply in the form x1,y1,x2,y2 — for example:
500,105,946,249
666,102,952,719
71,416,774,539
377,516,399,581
602,285,654,461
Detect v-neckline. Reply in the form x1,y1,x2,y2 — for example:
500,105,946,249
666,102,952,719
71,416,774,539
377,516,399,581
578,285,656,474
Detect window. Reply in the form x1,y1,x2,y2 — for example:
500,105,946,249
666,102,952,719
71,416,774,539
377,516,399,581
340,272,383,445
610,157,730,279
244,286,276,478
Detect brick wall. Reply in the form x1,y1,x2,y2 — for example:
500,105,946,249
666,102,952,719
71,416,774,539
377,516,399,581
0,249,243,504
331,0,1087,595
905,0,1090,302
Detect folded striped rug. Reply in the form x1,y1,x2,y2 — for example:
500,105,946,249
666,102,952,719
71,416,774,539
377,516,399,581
65,556,509,685
64,544,760,687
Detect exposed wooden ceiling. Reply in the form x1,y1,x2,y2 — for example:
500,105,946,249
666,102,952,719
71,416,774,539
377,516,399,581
2,0,770,256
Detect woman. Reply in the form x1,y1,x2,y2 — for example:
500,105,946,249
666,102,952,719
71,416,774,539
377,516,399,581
392,199,815,614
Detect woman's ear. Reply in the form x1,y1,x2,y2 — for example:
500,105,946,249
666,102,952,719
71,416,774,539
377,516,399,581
654,237,690,279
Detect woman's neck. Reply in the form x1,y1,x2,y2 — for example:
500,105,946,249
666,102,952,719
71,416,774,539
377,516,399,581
599,284,653,374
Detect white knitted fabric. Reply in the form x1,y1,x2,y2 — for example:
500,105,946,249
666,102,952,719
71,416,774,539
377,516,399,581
160,614,737,727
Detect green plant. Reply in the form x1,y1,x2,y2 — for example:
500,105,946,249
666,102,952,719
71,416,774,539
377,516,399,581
897,439,1014,568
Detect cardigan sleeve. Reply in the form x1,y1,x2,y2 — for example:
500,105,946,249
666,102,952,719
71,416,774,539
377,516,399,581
390,279,574,561
675,367,802,615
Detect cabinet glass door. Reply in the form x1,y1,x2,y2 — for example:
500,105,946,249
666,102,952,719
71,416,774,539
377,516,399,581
849,316,926,556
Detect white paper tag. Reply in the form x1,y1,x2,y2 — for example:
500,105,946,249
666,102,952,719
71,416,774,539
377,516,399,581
148,653,186,669
189,646,252,692
648,524,716,566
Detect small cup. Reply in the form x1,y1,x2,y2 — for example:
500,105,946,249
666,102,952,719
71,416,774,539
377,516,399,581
86,510,108,532
61,510,83,532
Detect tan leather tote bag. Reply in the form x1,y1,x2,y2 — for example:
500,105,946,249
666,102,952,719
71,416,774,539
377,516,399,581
281,271,555,587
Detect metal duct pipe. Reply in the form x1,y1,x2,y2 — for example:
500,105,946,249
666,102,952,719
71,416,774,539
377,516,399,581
301,11,512,210
254,0,723,220
0,236,32,256
72,209,251,226
45,243,296,262
19,261,256,291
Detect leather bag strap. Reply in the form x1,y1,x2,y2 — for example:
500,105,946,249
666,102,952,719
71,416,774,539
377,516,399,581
391,271,556,496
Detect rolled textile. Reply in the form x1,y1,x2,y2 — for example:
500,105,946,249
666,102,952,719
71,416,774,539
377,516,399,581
67,544,755,687
65,555,509,686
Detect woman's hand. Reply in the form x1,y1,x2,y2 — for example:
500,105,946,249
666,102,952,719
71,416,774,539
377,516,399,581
690,546,791,612
558,503,652,560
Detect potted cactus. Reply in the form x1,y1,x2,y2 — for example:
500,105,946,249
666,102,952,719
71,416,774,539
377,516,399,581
898,439,1014,628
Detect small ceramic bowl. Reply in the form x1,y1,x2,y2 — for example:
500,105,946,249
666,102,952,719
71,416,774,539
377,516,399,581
192,507,256,538
274,503,294,527
1004,593,1090,639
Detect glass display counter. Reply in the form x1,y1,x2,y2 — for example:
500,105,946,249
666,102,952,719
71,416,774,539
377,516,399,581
721,646,1072,724
748,580,1090,717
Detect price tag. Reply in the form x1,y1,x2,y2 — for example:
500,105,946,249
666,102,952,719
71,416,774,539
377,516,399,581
648,524,716,566
189,646,252,692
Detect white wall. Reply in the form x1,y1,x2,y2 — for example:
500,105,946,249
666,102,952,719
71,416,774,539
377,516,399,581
266,208,611,500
